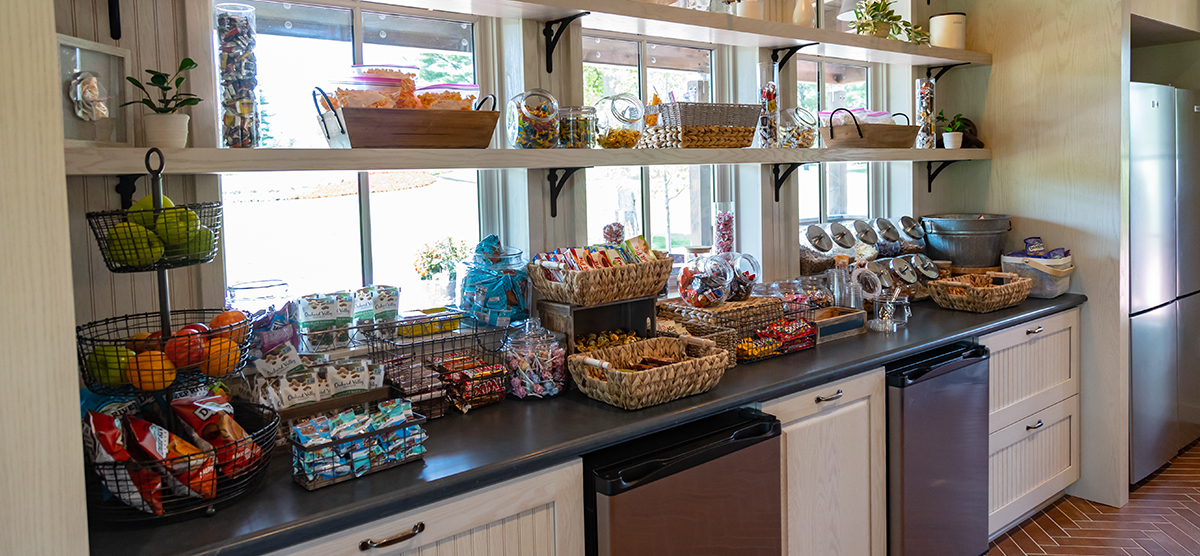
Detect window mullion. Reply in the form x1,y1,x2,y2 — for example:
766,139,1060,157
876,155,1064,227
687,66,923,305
358,172,373,286
352,6,364,64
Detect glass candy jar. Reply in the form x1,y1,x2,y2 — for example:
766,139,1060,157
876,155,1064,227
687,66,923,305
557,105,596,148
780,107,817,148
507,88,558,149
679,254,735,308
595,93,644,149
503,319,567,399
718,252,761,302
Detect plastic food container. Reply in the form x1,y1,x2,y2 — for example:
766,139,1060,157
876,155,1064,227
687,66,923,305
1001,255,1075,299
557,106,596,148
415,83,479,110
507,88,558,149
595,93,645,149
323,72,421,109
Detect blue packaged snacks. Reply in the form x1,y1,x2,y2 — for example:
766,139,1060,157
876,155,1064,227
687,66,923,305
458,235,528,326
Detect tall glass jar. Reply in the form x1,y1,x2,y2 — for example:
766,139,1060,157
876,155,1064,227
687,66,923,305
507,88,558,149
780,107,817,148
915,77,936,149
557,106,596,148
715,201,735,254
595,94,644,149
215,3,259,148
754,62,779,148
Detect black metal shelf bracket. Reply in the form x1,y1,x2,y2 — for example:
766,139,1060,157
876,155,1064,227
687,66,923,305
548,167,587,218
926,62,971,81
116,174,143,209
543,12,589,74
772,163,805,202
927,160,961,193
771,43,819,69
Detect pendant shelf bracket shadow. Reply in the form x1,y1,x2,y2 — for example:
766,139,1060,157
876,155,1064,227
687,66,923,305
771,43,818,69
116,174,142,209
548,167,588,218
772,163,806,202
543,12,590,74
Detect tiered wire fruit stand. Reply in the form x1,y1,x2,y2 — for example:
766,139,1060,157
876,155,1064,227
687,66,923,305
79,148,278,521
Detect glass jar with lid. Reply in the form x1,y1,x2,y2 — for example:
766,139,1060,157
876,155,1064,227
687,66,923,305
557,106,596,148
718,252,761,302
595,93,645,149
780,107,818,148
507,88,558,149
679,254,734,308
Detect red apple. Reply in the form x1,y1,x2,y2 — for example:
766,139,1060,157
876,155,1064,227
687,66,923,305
180,323,210,337
164,329,207,370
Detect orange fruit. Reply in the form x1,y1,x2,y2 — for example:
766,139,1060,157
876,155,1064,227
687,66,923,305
127,351,177,391
209,311,249,343
201,337,241,377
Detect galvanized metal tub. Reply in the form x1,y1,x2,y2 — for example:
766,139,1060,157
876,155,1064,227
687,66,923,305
921,214,1012,268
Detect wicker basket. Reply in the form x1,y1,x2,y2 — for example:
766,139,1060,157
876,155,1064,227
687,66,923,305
655,315,737,369
646,102,762,127
637,125,755,149
657,296,787,332
528,251,673,307
927,272,1033,313
567,336,729,410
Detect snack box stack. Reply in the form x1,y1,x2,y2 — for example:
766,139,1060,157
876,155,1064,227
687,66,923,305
428,351,508,413
289,399,427,490
734,317,817,362
531,235,658,282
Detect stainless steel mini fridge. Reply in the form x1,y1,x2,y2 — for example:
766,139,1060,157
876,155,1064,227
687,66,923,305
583,408,782,556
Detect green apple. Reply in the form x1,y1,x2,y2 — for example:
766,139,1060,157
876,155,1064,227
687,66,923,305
105,222,164,266
164,224,216,261
127,193,175,229
86,345,135,387
154,207,201,245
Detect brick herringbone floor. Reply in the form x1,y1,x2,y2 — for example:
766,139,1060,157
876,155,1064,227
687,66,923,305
988,444,1200,556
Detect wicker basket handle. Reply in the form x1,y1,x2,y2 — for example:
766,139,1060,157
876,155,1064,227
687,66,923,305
681,337,717,348
581,357,612,370
1020,258,1075,277
827,108,863,139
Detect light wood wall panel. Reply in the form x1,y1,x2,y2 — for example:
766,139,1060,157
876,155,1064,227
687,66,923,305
928,0,1129,508
1132,0,1200,33
57,0,206,324
0,0,90,553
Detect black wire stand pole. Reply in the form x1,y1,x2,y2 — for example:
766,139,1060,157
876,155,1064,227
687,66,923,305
145,148,172,336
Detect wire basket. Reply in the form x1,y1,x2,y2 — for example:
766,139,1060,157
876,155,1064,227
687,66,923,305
645,102,762,128
77,309,253,395
86,202,223,273
717,306,818,363
367,313,513,417
84,402,278,522
289,407,427,491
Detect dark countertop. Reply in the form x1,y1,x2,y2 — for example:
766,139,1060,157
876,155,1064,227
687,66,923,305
90,295,1086,556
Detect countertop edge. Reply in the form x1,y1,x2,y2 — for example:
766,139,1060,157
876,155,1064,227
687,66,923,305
174,296,1086,556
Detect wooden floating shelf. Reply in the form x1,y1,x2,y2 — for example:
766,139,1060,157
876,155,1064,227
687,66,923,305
398,0,991,66
63,147,993,175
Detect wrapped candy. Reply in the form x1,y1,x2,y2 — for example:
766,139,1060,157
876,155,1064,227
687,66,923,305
679,254,734,308
603,222,625,245
216,4,259,148
503,319,567,399
456,235,529,326
718,252,761,302
715,211,735,254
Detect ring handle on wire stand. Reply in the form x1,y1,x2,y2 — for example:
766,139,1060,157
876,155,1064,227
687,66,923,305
145,147,164,176
827,108,863,139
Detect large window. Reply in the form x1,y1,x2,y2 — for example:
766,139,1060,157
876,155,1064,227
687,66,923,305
582,35,716,254
220,1,481,308
796,58,871,225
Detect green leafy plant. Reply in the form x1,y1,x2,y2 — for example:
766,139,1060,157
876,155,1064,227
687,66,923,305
414,238,470,281
936,109,968,133
122,58,202,114
849,0,931,46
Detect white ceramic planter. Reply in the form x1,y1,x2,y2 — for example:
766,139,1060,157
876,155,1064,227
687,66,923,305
736,0,763,19
143,113,190,148
930,12,967,49
943,131,964,149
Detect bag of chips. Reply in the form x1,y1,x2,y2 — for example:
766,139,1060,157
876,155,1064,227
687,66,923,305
126,416,217,499
82,411,163,515
170,395,262,478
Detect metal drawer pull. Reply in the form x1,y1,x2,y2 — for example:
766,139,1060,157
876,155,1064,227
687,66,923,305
1027,326,1044,335
360,523,426,551
816,389,844,403
1026,420,1044,431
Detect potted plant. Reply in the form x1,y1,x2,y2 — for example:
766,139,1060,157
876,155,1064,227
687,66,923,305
123,58,201,148
937,110,968,149
849,0,931,45
414,238,470,305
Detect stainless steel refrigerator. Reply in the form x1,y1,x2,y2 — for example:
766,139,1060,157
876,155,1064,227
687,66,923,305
1130,82,1200,483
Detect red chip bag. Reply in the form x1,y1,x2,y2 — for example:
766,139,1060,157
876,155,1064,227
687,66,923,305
170,395,262,478
82,411,163,515
126,416,217,499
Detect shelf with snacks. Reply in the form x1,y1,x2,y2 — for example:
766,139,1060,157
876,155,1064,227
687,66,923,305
62,146,992,175
334,0,991,67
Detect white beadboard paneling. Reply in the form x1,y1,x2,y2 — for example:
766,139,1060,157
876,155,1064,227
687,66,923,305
981,309,1081,434
396,505,555,556
988,395,1081,535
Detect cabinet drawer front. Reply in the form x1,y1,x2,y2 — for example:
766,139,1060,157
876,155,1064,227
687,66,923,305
981,309,1079,433
762,368,884,425
266,460,583,556
988,395,1080,535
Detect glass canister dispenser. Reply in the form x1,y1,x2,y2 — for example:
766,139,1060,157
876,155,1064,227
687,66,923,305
507,88,558,149
595,93,644,149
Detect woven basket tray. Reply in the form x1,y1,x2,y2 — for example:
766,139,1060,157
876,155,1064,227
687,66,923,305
527,251,672,307
567,337,729,410
646,102,761,127
655,315,737,369
657,296,787,332
637,125,755,149
927,272,1033,313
